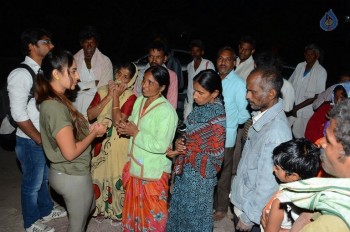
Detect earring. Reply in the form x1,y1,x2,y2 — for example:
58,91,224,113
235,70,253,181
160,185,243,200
54,75,60,80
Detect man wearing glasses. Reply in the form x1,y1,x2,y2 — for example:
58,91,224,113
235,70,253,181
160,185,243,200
7,28,66,232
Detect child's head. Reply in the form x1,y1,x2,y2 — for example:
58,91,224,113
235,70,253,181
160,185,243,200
272,138,320,183
332,84,348,105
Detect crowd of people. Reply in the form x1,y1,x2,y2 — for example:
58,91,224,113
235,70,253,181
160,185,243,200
6,25,350,232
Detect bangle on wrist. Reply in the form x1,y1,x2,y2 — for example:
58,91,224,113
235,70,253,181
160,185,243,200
112,106,120,110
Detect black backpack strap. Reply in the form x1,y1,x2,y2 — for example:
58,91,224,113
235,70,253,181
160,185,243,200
17,63,37,101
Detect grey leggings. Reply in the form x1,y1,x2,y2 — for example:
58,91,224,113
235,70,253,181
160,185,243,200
49,169,95,232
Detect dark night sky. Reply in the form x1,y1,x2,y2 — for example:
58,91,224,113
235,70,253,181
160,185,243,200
1,0,350,86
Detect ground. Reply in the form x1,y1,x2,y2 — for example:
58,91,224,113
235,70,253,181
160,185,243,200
0,146,234,232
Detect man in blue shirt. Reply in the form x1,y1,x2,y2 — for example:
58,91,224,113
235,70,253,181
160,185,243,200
213,46,250,221
231,67,292,231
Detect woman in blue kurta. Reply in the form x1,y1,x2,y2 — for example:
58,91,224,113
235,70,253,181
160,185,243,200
166,69,226,232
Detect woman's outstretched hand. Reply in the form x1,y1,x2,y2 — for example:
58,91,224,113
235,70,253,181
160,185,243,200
90,122,107,137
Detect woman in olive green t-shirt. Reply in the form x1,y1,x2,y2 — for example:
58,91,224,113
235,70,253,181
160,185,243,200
36,50,106,232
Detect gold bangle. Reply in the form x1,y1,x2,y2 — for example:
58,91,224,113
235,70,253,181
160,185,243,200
97,105,102,109
112,106,120,110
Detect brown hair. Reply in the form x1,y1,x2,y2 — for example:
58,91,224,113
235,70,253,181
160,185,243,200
35,50,88,139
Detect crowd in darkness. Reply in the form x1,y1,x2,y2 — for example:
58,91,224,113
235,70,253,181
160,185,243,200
4,23,350,232
2,1,350,232
1,0,350,87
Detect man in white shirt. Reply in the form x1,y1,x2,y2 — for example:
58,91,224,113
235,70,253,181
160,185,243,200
288,44,327,138
235,35,256,82
184,39,215,119
7,28,66,232
73,25,113,117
